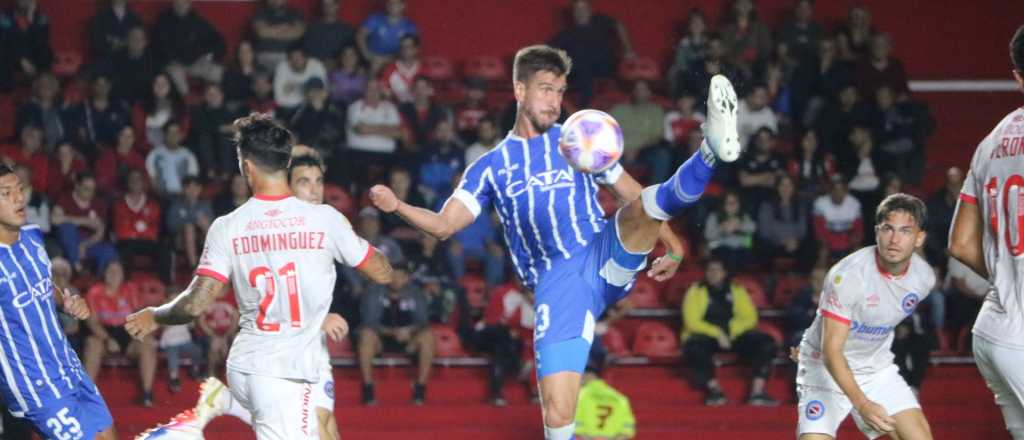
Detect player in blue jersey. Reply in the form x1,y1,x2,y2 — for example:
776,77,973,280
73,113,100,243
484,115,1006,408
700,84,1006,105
0,164,117,439
370,44,741,439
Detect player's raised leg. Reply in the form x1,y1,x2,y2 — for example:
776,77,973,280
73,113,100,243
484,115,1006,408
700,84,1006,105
617,74,740,254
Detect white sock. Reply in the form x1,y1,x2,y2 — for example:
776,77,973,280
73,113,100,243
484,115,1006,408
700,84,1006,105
223,394,254,426
544,423,576,440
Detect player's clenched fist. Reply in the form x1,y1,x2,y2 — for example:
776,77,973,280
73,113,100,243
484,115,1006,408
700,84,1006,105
125,308,159,340
369,185,399,213
62,294,91,320
321,313,349,342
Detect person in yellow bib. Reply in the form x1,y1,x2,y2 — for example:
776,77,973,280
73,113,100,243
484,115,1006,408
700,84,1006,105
574,362,636,440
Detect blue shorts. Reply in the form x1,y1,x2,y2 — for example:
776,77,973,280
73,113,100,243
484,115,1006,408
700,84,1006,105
534,212,647,378
21,375,113,440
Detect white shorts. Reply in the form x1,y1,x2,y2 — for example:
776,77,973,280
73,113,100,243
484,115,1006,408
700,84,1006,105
313,363,335,411
796,363,919,439
973,334,1024,439
227,369,319,440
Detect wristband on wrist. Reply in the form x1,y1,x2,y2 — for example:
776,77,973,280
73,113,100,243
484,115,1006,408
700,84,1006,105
666,251,684,262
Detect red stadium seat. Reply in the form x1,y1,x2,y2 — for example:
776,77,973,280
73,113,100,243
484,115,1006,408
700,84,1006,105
0,95,14,141
773,274,810,308
323,183,356,219
131,274,167,307
327,335,354,358
631,321,681,358
734,275,769,308
420,55,455,81
756,321,785,348
53,51,83,78
618,56,660,82
664,269,703,307
601,325,631,357
464,56,506,82
625,275,664,309
459,275,487,309
431,325,468,357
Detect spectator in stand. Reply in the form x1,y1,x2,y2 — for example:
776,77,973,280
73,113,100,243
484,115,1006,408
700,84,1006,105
379,34,422,104
288,77,346,161
679,38,741,107
96,126,147,193
763,61,793,122
870,85,932,184
0,0,53,89
667,8,709,98
214,173,250,217
90,0,142,60
356,0,418,73
813,174,863,263
377,167,425,242
575,361,636,440
737,127,785,203
15,72,65,152
158,320,202,393
777,0,822,63
454,78,490,144
329,45,369,109
146,121,200,197
842,126,883,215
166,176,212,268
197,289,239,378
12,165,50,239
681,257,778,407
152,0,225,95
304,0,354,69
190,82,242,179
251,0,306,70
408,234,459,325
109,26,162,105
465,116,500,165
736,83,778,146
399,76,451,153
111,169,166,280
247,70,277,115
52,173,118,274
610,80,668,181
474,279,535,406
785,265,827,348
757,175,813,270
222,40,259,106
274,44,327,119
925,167,963,265
1,125,51,194
816,84,869,159
550,0,635,107
835,5,874,62
49,140,89,200
358,261,435,405
360,206,405,264
347,79,403,181
135,73,189,150
787,130,834,199
720,0,772,77
704,190,756,271
52,257,81,349
791,37,852,129
84,261,157,406
67,71,131,156
417,119,465,205
663,93,705,152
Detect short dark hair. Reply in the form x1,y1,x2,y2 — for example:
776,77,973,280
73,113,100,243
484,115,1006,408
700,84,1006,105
400,33,420,47
875,193,927,229
1011,25,1024,72
233,113,294,172
512,45,572,84
288,154,325,179
0,164,14,180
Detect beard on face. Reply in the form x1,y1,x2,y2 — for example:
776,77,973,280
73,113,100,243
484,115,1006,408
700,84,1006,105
525,106,557,134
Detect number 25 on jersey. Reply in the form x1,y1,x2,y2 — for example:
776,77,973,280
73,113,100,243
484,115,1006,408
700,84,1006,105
249,262,301,332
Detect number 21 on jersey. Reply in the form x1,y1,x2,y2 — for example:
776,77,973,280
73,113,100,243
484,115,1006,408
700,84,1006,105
249,262,302,332
985,174,1024,257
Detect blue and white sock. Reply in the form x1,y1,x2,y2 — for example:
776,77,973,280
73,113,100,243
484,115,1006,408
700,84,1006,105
544,423,576,440
643,140,715,221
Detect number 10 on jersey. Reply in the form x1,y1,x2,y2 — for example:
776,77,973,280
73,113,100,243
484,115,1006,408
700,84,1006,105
985,174,1024,257
249,262,301,332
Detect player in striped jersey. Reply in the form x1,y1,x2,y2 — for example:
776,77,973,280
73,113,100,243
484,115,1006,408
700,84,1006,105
369,44,741,439
0,164,117,439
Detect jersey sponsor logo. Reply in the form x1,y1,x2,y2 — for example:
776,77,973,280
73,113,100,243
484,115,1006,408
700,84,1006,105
806,400,825,421
826,294,845,312
264,209,283,217
244,216,306,231
505,168,575,198
11,277,53,309
849,320,894,340
901,293,920,314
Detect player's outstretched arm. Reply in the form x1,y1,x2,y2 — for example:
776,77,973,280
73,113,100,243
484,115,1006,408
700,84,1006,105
358,248,394,285
124,275,227,339
948,198,988,278
369,184,475,241
821,317,895,433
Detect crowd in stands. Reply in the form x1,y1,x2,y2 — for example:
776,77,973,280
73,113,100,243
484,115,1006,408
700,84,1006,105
0,0,980,413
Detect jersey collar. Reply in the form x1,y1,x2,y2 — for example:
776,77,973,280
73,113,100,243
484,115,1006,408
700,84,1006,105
253,193,292,202
874,249,909,280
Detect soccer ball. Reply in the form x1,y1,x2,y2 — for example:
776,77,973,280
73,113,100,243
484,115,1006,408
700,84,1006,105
558,109,624,174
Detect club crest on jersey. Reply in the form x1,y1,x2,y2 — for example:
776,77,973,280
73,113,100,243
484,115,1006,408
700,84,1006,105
505,168,575,198
900,293,920,314
806,400,825,421
325,380,334,400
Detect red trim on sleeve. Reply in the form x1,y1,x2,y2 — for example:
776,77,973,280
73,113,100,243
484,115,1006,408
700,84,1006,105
354,246,375,269
821,309,851,326
253,193,293,201
959,193,977,205
196,268,228,284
